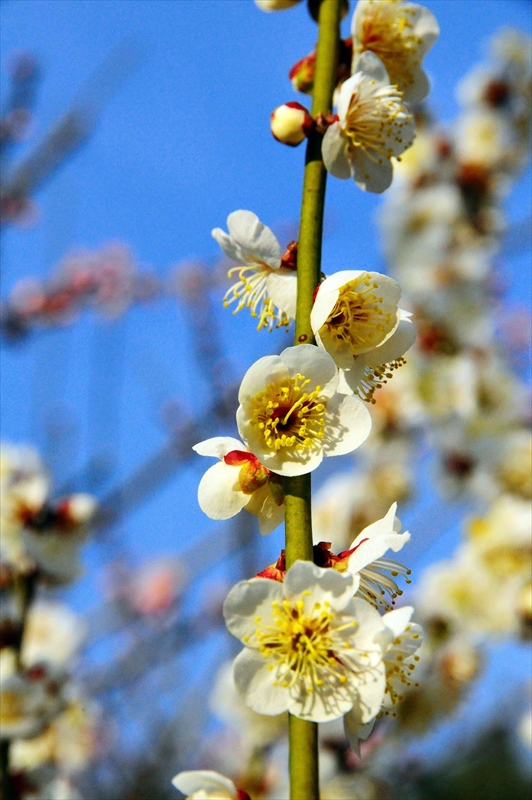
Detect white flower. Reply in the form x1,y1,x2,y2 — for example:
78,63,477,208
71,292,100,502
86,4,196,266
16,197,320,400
172,770,239,800
224,560,386,723
0,665,68,740
192,437,284,535
346,503,412,610
351,0,440,103
344,605,422,749
212,210,297,331
236,344,372,477
323,51,415,193
255,0,301,10
311,270,415,399
22,602,85,668
210,660,286,747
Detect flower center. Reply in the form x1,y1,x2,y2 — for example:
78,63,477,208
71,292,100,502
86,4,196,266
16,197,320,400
357,1,422,93
223,265,290,332
249,374,326,452
343,84,412,165
252,597,356,692
321,275,396,356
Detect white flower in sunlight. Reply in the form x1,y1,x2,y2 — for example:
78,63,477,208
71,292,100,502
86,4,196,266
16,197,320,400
311,270,415,400
345,503,412,610
255,0,301,11
236,344,372,477
351,0,440,103
344,605,422,749
224,560,386,723
22,525,88,585
192,437,284,535
172,770,241,800
322,51,415,193
467,494,532,584
212,210,297,331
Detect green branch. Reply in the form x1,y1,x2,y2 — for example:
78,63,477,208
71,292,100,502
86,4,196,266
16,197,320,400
284,1,342,798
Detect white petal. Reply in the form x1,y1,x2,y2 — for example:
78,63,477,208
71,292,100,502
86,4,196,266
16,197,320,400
223,577,282,641
288,676,361,723
352,150,394,194
172,771,236,799
233,647,290,715
244,484,284,536
363,314,416,368
351,503,398,546
338,357,366,394
344,710,375,755
410,3,440,52
226,210,282,269
403,63,431,103
237,355,289,403
284,560,356,612
336,73,362,121
382,606,414,639
354,50,390,86
280,344,339,398
322,393,372,456
266,269,297,319
212,227,244,264
322,124,351,179
197,462,249,520
348,531,410,573
192,436,245,459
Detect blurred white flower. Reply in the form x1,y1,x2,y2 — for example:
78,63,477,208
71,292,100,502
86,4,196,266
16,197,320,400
0,664,68,740
21,601,85,668
236,345,372,476
351,0,440,103
224,560,386,723
212,210,297,331
193,437,284,535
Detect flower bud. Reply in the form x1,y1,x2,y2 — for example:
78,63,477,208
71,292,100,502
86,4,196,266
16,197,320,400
289,52,316,94
57,493,97,526
270,102,312,147
255,0,301,10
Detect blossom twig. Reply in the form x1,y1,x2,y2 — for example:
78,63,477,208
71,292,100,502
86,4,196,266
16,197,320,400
283,1,342,797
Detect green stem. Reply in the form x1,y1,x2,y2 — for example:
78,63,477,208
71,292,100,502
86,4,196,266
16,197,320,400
284,1,341,799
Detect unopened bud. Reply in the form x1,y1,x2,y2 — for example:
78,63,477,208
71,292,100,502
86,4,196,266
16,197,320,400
57,493,97,526
255,0,301,11
289,52,316,94
270,102,312,147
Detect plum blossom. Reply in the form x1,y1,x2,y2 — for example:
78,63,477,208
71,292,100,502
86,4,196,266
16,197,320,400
322,51,415,193
236,344,372,477
212,210,297,331
224,560,387,723
192,437,285,535
311,270,415,399
0,664,68,740
344,605,422,749
342,503,412,610
172,770,249,800
351,0,440,103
